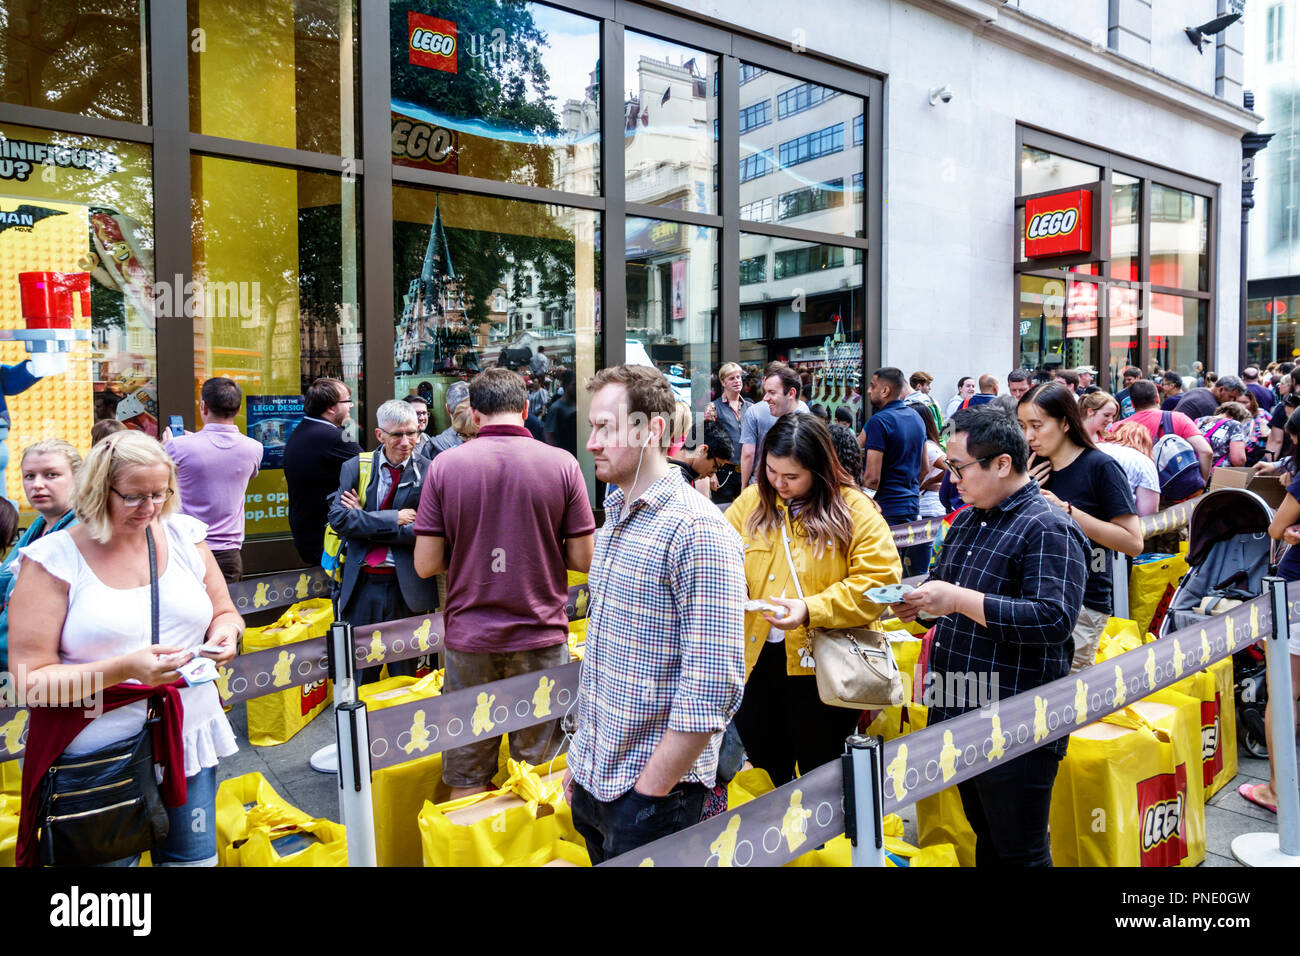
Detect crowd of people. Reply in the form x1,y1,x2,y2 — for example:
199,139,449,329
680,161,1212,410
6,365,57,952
1,350,1298,868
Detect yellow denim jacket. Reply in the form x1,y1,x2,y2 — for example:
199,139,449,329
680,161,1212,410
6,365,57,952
725,484,902,678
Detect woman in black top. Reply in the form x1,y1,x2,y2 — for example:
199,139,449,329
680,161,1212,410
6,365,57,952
1018,382,1142,670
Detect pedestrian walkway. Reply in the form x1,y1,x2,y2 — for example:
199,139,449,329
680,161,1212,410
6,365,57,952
217,705,1299,866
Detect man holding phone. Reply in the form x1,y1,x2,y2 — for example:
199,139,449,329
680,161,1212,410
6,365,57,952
892,406,1088,866
166,377,264,582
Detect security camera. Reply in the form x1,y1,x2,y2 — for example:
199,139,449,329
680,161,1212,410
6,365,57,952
929,85,953,106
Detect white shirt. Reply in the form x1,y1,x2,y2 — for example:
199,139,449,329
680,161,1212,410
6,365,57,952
17,514,237,774
1097,442,1159,496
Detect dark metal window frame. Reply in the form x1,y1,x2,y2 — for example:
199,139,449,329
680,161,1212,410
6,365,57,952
1014,126,1219,390
0,0,883,573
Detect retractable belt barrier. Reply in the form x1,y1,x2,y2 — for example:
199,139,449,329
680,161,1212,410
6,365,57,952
599,582,1284,867
0,580,592,763
227,567,332,614
888,499,1195,553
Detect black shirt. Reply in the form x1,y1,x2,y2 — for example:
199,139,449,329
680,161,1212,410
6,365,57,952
1038,447,1136,614
928,480,1090,755
1174,387,1218,420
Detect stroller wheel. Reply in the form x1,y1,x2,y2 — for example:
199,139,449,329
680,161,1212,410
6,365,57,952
1240,721,1269,760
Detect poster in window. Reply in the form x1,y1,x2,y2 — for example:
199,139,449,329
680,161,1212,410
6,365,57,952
671,258,686,321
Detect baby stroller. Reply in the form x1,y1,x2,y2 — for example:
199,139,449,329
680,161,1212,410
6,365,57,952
1159,487,1279,758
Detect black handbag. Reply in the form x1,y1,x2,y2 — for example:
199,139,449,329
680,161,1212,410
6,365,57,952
36,527,170,866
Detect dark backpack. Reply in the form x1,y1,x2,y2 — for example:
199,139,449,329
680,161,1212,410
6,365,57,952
1152,411,1206,503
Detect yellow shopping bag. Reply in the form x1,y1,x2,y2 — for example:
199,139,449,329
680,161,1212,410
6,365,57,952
1097,618,1145,662
1049,702,1206,867
1162,659,1236,799
215,772,319,868
418,757,581,867
0,759,19,796
0,792,17,868
567,617,586,661
1129,553,1188,637
236,818,349,867
243,600,334,747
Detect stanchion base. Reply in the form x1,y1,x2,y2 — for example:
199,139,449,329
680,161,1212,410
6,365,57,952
1230,832,1300,867
310,743,339,774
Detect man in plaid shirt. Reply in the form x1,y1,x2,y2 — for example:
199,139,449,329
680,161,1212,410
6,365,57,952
895,405,1088,866
565,365,747,863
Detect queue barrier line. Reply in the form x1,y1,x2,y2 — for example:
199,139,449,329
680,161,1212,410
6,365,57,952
600,584,1279,867
0,583,592,763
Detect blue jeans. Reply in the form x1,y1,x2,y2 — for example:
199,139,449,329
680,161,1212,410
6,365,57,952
571,781,707,864
956,747,1062,866
102,766,219,867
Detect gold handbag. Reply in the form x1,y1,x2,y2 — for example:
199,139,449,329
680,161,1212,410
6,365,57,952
779,525,904,709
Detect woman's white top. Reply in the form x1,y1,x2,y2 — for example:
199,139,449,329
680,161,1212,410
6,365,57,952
1097,442,1159,499
919,440,946,518
17,513,237,775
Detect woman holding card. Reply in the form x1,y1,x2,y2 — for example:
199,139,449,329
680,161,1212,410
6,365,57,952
726,413,901,785
9,431,242,867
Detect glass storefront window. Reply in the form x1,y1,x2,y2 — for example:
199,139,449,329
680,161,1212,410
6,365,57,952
1019,147,1100,196
0,121,155,506
624,32,716,213
1017,274,1100,376
1150,293,1207,378
1110,173,1139,281
625,217,716,418
737,64,863,237
738,233,864,418
392,187,599,492
189,0,357,156
1246,295,1299,368
192,155,361,539
1107,285,1140,380
0,1,148,124
390,1,600,195
1150,183,1208,291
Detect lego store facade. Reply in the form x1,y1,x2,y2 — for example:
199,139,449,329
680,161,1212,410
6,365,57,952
0,0,880,573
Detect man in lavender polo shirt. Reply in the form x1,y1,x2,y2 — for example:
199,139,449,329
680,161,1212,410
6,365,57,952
166,377,264,581
414,367,595,799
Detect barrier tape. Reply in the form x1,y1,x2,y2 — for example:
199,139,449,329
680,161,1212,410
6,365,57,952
227,567,332,613
888,499,1196,552
604,760,844,868
599,586,1283,867
364,661,581,771
0,580,593,763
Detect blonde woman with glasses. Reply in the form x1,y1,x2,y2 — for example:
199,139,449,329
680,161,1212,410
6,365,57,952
9,431,241,867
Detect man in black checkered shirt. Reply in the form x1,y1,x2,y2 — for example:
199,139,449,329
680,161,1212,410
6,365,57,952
894,405,1088,866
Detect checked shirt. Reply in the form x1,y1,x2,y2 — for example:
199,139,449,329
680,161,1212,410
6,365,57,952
926,479,1089,755
569,471,747,803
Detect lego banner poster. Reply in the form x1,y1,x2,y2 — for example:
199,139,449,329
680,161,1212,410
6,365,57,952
0,195,95,506
246,394,304,470
0,122,156,513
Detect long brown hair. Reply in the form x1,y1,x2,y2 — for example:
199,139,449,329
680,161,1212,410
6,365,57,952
746,413,855,557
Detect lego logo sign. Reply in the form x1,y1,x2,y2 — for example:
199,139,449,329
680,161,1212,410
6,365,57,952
409,12,457,72
1201,693,1223,788
1023,188,1093,258
1137,764,1188,866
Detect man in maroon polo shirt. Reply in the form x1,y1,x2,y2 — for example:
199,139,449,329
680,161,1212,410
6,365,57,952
414,367,596,799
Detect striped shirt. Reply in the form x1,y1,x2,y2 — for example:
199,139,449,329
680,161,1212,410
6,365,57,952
927,479,1089,755
569,471,747,802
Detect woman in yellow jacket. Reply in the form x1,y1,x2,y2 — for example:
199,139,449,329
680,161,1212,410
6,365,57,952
726,413,902,785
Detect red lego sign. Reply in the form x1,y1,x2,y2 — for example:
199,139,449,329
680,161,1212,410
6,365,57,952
1201,693,1223,788
1137,763,1188,867
408,12,457,72
1024,188,1093,258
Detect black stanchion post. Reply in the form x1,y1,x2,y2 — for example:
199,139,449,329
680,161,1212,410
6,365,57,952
325,620,378,866
843,735,885,867
1231,577,1300,866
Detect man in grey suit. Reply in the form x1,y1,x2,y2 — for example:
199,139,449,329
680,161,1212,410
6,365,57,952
328,399,439,685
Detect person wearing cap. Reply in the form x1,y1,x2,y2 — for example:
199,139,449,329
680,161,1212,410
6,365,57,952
403,393,434,459
428,380,471,459
1074,366,1101,397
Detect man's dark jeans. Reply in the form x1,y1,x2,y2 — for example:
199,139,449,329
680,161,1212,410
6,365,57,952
571,781,707,864
956,746,1063,866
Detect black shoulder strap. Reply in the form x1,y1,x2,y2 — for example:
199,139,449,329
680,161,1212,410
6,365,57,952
146,526,159,646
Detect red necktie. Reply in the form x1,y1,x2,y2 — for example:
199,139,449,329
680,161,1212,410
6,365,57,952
364,463,403,568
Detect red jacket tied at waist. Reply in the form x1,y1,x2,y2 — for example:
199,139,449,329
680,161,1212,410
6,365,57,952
17,681,187,867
